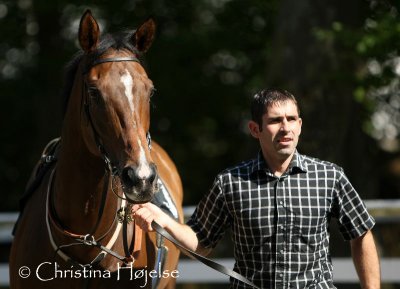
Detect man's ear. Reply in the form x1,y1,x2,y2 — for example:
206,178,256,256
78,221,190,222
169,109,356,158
248,120,260,139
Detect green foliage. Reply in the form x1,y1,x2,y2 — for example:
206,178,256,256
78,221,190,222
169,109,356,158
314,1,400,152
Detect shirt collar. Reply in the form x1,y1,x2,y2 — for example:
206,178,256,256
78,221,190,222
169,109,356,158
288,150,307,174
251,150,307,176
250,151,269,174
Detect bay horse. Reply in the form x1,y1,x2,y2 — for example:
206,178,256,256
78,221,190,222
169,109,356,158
9,10,183,289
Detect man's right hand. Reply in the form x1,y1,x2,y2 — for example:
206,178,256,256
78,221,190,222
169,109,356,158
132,203,210,256
132,203,170,232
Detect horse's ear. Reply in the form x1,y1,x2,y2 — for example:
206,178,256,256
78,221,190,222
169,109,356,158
132,18,156,53
79,10,100,53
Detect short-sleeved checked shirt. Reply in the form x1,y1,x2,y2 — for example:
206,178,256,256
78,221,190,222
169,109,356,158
187,151,375,289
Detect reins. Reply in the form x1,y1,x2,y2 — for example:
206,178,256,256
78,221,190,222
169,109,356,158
151,221,261,289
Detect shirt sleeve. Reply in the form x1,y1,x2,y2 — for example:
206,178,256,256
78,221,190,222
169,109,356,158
186,176,232,249
332,170,375,241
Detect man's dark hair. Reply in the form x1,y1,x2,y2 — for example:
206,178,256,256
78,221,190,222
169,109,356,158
251,88,300,130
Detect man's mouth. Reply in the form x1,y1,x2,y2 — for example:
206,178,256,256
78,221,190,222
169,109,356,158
278,137,293,144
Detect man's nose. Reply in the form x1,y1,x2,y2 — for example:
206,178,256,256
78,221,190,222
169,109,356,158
280,119,289,131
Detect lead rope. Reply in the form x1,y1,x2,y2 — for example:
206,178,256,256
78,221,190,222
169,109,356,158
151,221,261,289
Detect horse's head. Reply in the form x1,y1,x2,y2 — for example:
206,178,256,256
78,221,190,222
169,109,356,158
78,10,157,203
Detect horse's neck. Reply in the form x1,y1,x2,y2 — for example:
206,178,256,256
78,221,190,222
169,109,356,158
54,137,109,232
54,83,116,233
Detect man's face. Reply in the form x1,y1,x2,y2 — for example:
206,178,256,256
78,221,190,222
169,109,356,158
249,100,302,161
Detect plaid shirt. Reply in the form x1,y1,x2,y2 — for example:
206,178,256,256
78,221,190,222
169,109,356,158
187,151,375,289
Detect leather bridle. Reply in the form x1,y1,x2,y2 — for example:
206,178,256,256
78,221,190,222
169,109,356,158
47,55,151,269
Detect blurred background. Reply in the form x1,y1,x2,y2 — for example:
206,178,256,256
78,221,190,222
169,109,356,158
0,0,399,288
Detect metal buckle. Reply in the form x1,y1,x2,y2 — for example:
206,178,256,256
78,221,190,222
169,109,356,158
41,155,54,163
82,234,95,246
117,205,133,224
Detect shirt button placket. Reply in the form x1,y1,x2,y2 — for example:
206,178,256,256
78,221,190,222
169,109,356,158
275,177,286,289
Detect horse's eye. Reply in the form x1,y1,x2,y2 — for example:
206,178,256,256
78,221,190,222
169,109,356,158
88,87,102,104
149,87,156,99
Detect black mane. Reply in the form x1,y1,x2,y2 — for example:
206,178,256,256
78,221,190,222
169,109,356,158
61,30,142,117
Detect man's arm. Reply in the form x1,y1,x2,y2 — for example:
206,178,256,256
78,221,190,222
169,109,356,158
132,203,212,256
350,230,380,289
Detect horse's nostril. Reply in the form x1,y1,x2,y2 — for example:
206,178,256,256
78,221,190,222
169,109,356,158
121,166,138,188
148,164,157,184
148,173,156,184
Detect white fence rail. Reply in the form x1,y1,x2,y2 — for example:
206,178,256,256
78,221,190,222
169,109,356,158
1,200,400,286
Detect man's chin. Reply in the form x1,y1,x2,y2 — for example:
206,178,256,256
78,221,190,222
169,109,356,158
277,148,295,158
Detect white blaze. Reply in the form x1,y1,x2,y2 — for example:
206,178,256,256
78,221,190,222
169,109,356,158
120,70,151,179
137,139,152,179
120,69,135,113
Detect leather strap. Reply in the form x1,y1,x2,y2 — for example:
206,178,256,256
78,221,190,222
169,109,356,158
46,166,130,267
151,221,260,289
133,222,143,259
91,56,140,67
48,170,113,240
82,56,141,75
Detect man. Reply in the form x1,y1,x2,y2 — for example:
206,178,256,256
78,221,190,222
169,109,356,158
133,89,380,289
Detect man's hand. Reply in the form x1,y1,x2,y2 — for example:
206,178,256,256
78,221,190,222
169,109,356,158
132,203,169,232
132,203,210,256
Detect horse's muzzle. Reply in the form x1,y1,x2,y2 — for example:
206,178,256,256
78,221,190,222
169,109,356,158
120,163,157,203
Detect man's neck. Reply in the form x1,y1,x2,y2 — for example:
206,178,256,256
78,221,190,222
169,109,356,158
262,151,294,177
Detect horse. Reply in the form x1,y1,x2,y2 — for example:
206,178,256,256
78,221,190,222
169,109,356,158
9,10,183,289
